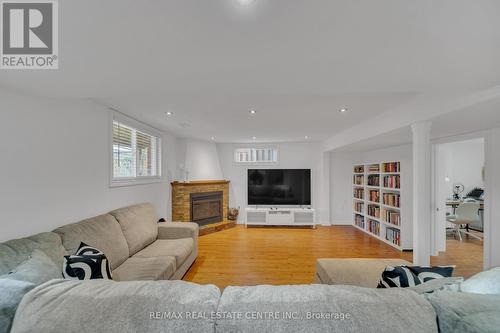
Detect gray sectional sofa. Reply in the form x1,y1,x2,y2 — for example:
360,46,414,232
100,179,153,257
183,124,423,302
0,203,198,283
52,203,198,281
2,202,500,333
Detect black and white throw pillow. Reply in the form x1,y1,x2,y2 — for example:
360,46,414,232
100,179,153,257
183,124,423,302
63,242,112,280
407,266,454,283
377,265,455,288
377,266,421,288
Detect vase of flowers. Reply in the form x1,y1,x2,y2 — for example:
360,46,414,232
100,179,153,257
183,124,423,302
228,207,240,221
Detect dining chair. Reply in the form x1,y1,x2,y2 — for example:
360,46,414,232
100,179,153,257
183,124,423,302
446,200,482,241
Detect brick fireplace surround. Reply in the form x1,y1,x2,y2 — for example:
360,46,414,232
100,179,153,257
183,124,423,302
171,180,230,226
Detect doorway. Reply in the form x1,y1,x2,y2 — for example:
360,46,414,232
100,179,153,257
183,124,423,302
432,138,484,277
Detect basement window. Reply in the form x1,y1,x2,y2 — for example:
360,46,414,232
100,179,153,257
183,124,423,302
234,147,279,164
110,113,162,187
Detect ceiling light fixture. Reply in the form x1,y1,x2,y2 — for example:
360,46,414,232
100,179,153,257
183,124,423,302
166,111,173,116
339,108,348,113
304,135,309,140
252,136,257,140
249,109,257,115
211,136,215,141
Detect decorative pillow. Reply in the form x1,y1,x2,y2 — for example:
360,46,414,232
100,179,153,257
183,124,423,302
408,277,463,295
377,265,455,288
407,266,455,283
377,266,421,288
63,242,112,280
461,267,500,295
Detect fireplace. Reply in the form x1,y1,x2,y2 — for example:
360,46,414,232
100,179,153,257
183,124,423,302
190,191,223,226
171,180,229,224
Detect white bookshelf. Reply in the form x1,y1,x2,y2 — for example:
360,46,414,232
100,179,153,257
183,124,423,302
352,161,412,251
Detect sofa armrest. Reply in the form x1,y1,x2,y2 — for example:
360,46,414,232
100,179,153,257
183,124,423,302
157,222,199,241
316,258,412,287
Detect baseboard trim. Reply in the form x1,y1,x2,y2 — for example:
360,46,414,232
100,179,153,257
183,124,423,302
331,218,352,225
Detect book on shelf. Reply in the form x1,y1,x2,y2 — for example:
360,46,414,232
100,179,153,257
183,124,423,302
353,175,364,185
354,214,365,228
367,164,380,172
369,190,380,202
367,204,380,218
367,174,380,186
381,209,400,226
382,193,400,207
368,219,380,236
382,162,400,173
353,188,364,199
383,175,400,189
354,165,364,173
386,227,400,246
353,201,364,213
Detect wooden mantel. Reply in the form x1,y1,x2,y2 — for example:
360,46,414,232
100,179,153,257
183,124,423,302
171,180,230,187
171,180,230,222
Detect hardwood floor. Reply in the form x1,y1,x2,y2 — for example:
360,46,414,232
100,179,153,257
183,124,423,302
183,225,483,288
432,230,483,278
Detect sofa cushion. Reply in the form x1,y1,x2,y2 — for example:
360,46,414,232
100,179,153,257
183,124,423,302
316,258,412,287
426,290,500,333
0,232,65,276
109,203,159,256
216,284,438,333
132,238,194,269
113,257,176,281
1,250,61,333
53,214,129,270
461,267,500,295
6,249,62,285
11,279,220,333
0,279,35,333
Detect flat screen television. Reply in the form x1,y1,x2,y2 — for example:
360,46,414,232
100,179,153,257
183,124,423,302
248,169,311,205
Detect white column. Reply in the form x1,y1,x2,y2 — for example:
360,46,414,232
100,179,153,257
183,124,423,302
484,127,500,269
411,122,432,265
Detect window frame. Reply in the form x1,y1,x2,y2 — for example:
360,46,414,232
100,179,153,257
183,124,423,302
109,112,162,187
233,145,279,165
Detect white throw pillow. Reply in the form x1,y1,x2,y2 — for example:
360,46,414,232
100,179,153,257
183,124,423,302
461,267,500,295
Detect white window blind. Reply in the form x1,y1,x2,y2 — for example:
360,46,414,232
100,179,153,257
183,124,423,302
234,147,278,163
112,119,161,184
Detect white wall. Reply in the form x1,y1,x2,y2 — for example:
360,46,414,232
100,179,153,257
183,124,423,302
0,89,177,241
176,138,223,181
330,144,413,226
217,142,330,224
438,138,485,197
329,151,358,225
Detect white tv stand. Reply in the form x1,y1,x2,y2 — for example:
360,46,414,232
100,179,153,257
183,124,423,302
245,207,316,227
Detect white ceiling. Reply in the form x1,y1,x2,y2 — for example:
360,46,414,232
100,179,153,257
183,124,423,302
1,0,500,142
333,94,500,152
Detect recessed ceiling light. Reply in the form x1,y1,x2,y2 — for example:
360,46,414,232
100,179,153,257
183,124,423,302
166,111,173,116
252,136,257,140
339,108,348,113
211,136,215,141
304,135,309,140
249,109,257,115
